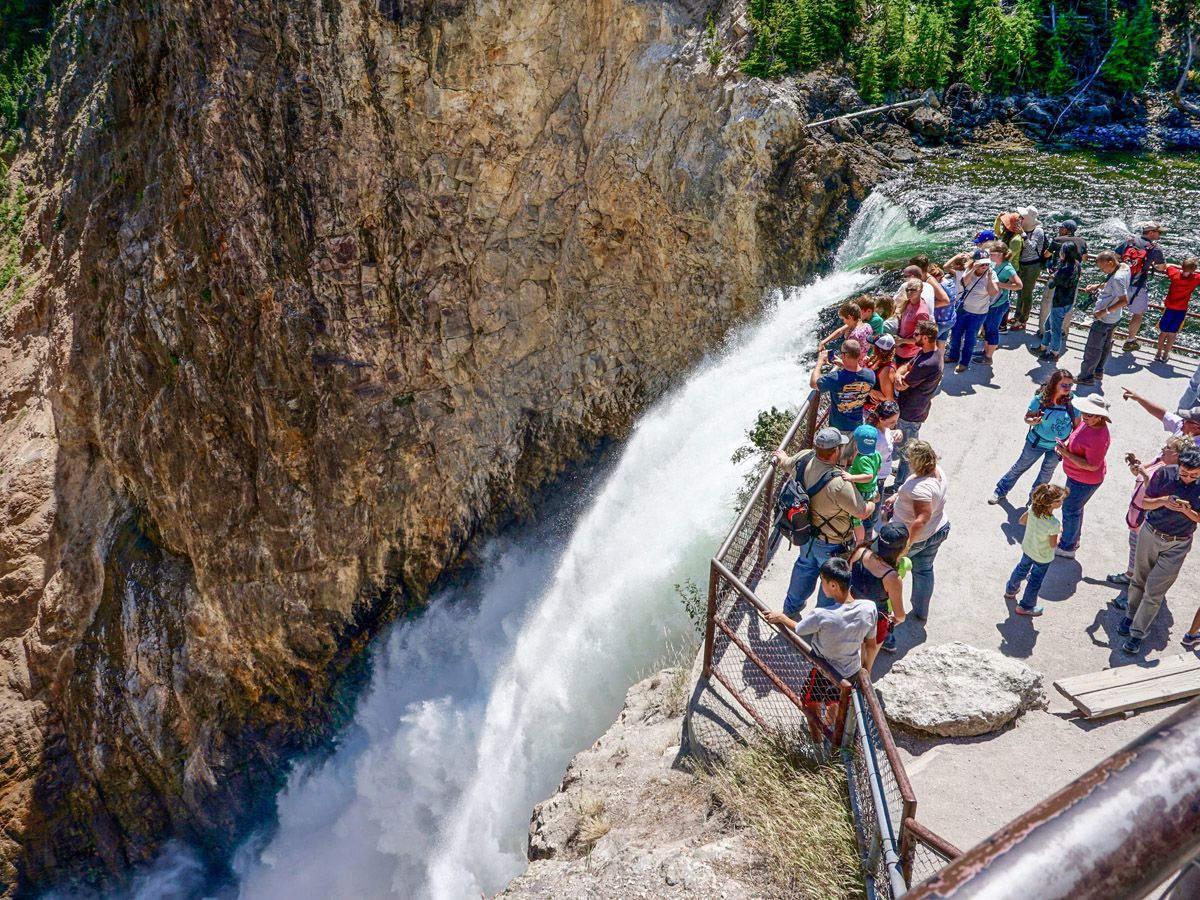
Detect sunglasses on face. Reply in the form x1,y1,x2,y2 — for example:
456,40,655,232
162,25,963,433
906,287,921,293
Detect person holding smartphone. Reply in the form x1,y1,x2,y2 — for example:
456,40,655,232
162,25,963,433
990,369,1078,506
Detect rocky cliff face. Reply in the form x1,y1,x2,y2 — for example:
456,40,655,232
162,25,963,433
0,0,884,890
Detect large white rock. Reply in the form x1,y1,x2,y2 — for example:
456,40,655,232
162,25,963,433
876,642,1047,737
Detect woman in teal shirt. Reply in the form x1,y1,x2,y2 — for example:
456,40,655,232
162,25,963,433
990,369,1079,504
978,243,1023,365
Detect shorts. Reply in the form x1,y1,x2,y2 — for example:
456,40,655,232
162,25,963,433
875,612,891,645
803,663,844,704
1128,285,1150,315
937,324,952,342
1160,307,1187,334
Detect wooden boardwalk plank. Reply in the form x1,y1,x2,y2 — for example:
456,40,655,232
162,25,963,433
1054,654,1200,698
1054,654,1200,718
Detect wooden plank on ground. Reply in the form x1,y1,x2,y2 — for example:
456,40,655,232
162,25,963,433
1054,654,1200,698
1054,654,1200,719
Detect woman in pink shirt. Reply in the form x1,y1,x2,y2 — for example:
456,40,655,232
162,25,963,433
894,278,932,362
1054,395,1113,558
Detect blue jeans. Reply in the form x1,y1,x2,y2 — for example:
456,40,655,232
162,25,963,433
785,539,844,616
983,300,1009,347
1007,553,1051,609
1060,477,1101,552
907,522,951,620
948,310,986,365
995,440,1060,501
891,419,923,488
1043,305,1071,355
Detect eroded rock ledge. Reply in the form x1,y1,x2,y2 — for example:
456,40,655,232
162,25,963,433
0,0,889,889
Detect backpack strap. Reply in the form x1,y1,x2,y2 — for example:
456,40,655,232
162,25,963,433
798,454,847,543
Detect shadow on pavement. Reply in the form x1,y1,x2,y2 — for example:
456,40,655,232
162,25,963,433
995,605,1039,658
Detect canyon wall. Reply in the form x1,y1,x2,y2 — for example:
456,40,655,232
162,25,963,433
0,0,884,890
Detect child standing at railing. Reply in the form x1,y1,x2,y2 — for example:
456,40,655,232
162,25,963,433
1154,257,1200,362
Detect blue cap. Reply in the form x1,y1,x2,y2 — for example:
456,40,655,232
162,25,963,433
973,229,997,244
852,424,878,453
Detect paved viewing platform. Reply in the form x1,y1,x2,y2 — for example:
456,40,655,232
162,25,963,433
702,321,1200,854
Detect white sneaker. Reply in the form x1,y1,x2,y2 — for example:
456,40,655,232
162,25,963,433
988,493,1004,505
1055,547,1076,559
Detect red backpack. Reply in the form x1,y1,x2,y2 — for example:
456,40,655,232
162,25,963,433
1122,243,1148,277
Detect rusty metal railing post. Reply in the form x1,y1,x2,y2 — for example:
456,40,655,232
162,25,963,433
757,465,777,575
833,679,854,748
701,559,719,678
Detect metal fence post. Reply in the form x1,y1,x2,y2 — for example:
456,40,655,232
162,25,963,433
701,559,719,678
757,465,776,574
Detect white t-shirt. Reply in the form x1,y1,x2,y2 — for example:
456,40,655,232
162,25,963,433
877,426,897,480
894,466,949,543
957,269,996,315
1162,412,1200,447
794,598,878,679
1094,264,1132,324
894,282,935,307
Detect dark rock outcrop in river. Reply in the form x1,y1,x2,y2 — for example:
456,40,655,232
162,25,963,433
0,0,887,891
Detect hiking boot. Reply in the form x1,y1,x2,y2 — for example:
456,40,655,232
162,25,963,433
1027,344,1045,356
1117,616,1133,636
1113,594,1129,610
1182,631,1200,650
1015,604,1044,616
1122,339,1141,352
1076,376,1096,385
1121,636,1143,654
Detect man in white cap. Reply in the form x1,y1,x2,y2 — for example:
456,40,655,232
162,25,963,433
1012,205,1049,328
1114,221,1166,352
773,427,875,614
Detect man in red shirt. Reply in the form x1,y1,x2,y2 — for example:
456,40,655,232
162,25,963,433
1154,257,1200,361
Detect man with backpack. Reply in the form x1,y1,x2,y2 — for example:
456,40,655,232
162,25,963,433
772,428,875,616
1115,222,1166,352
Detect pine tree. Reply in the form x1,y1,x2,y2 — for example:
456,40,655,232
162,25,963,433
857,32,886,103
1102,2,1156,94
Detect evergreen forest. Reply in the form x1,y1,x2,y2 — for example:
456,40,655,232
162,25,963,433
741,0,1199,102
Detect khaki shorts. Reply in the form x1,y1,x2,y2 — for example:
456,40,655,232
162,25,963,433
1128,284,1150,315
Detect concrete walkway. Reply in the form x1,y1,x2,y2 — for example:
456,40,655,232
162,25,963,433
753,322,1200,852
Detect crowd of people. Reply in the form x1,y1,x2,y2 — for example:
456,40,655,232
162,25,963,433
764,209,1200,696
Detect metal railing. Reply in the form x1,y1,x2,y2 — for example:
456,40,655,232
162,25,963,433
701,390,960,897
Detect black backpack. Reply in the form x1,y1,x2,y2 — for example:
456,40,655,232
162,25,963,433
774,455,841,546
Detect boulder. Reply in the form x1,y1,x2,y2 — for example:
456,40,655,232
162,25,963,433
875,642,1047,737
1019,102,1056,131
1081,104,1114,126
910,107,950,145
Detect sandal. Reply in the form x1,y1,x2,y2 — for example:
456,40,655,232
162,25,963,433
1106,572,1132,586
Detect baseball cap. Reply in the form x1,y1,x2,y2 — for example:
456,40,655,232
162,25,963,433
1177,407,1200,425
875,400,899,419
876,522,909,555
873,333,897,351
852,424,878,453
973,229,997,245
971,248,990,263
1059,219,1078,233
813,427,849,450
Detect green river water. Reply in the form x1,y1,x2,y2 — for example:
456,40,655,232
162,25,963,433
870,148,1200,343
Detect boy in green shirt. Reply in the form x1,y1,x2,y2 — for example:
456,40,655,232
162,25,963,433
858,295,886,336
844,424,882,545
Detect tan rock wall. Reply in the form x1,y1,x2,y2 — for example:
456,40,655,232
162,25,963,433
0,0,882,889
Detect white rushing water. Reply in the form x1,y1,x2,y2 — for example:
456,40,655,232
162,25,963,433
105,195,906,900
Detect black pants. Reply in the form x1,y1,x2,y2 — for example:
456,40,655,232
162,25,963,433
1079,320,1117,380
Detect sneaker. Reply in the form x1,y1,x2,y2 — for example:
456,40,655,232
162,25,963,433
1004,588,1018,601
1122,339,1141,352
954,364,967,374
1117,616,1133,636
1113,594,1129,610
988,493,1005,505
1027,344,1044,356
1122,636,1143,654
1039,351,1059,362
882,633,898,653
1182,632,1200,650
1015,604,1044,616
1106,572,1132,586
1076,377,1096,386
1054,547,1076,559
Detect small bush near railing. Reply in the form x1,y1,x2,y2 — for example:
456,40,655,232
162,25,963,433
699,736,863,899
731,406,796,505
